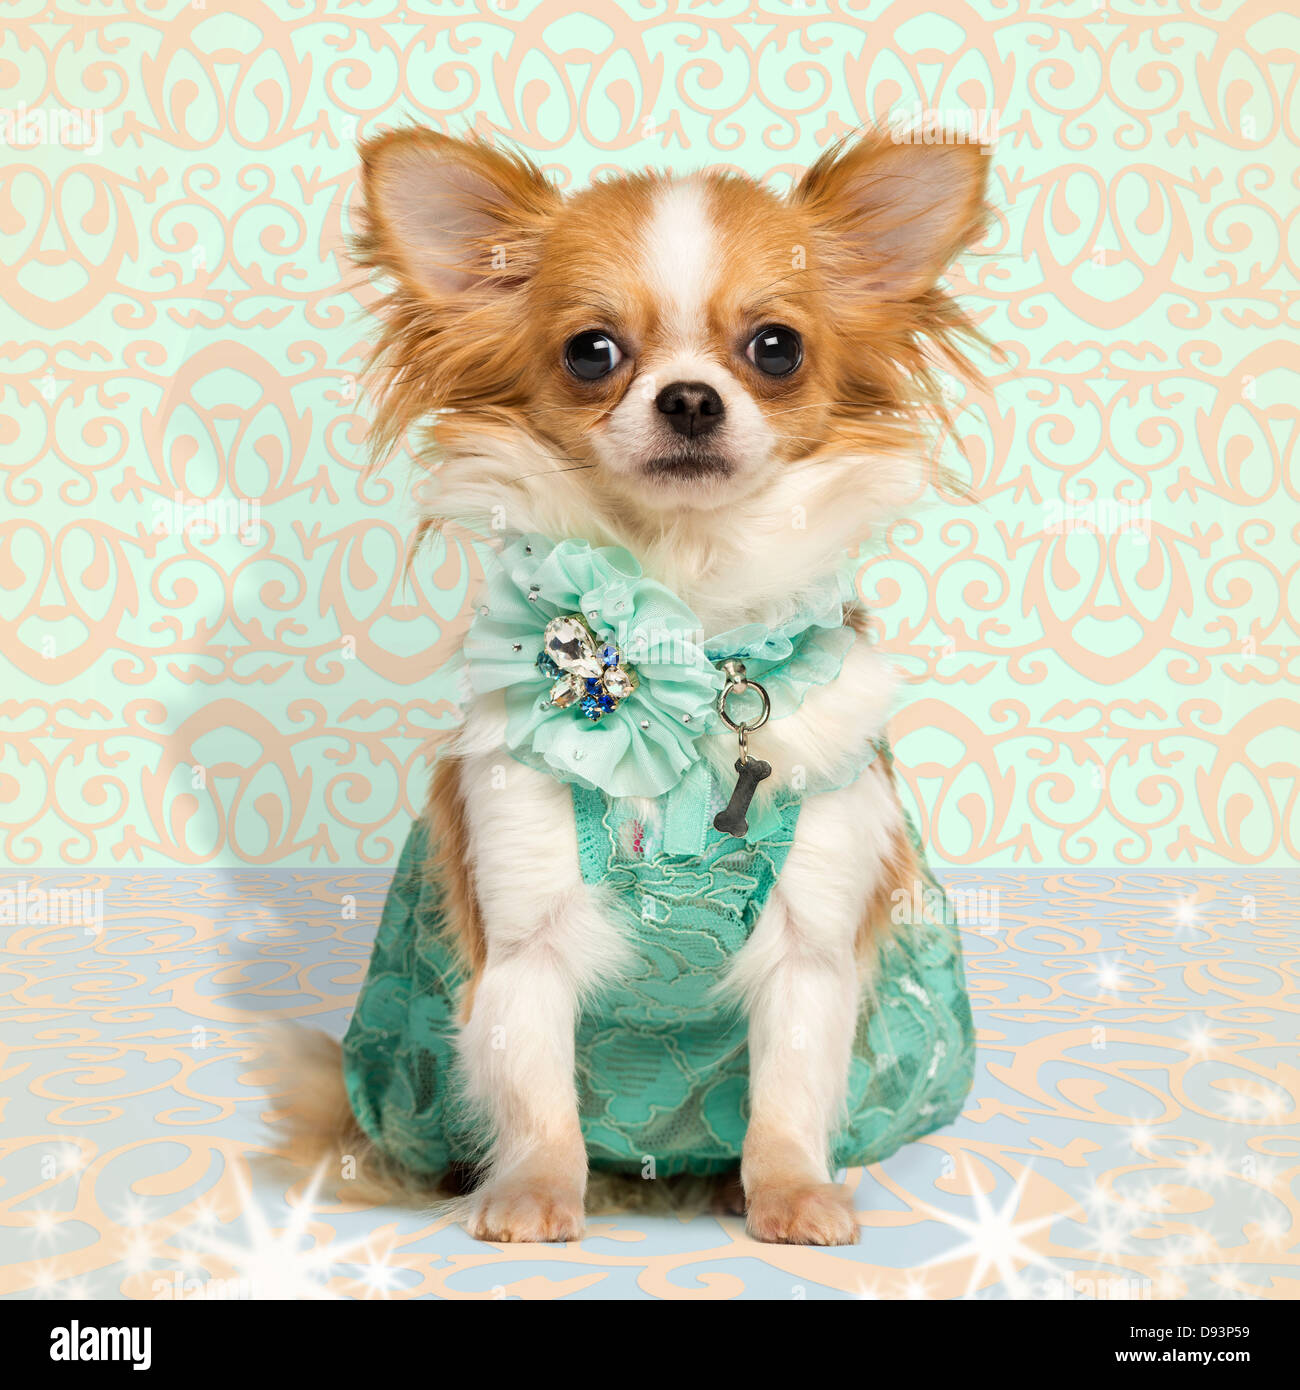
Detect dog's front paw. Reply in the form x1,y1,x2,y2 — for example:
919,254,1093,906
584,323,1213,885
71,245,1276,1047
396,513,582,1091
466,1179,586,1244
745,1182,858,1246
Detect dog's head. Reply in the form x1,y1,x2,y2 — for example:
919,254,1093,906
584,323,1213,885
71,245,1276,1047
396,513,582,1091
356,128,989,522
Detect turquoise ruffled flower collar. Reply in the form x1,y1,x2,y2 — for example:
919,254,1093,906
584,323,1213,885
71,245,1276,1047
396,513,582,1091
463,534,859,835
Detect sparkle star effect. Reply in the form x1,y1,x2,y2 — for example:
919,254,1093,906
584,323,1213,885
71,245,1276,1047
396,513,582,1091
920,1162,1061,1298
54,1144,86,1177
1169,896,1202,933
120,1229,158,1276
1222,1085,1288,1122
175,1163,401,1301
117,1196,150,1229
1250,1214,1288,1249
1181,1146,1232,1187
27,1204,61,1245
1090,954,1128,995
1079,1177,1166,1266
1125,1118,1159,1153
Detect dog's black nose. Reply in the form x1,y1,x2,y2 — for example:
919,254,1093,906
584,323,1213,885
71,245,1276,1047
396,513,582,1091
655,381,724,438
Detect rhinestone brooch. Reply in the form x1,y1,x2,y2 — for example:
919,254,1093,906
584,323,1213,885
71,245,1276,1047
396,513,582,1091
538,614,639,723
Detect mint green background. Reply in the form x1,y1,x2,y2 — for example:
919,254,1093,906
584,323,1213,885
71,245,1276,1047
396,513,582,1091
1,1,1295,867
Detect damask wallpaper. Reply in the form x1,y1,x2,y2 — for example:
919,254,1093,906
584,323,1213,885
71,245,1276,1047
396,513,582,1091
2,0,1298,1312
1,0,1295,868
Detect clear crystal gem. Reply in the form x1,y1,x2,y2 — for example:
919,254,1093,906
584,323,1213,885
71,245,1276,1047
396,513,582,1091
544,615,602,678
603,666,633,698
549,676,580,708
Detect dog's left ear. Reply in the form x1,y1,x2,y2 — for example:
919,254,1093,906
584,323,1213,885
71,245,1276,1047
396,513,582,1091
794,129,990,299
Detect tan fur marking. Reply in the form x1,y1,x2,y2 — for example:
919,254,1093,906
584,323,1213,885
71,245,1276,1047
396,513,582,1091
424,753,486,1021
856,752,920,964
839,603,924,963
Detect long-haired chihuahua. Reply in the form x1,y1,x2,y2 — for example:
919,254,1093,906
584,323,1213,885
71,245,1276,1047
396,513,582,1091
273,125,990,1247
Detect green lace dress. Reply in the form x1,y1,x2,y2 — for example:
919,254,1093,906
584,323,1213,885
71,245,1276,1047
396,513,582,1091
341,532,975,1179
341,755,974,1179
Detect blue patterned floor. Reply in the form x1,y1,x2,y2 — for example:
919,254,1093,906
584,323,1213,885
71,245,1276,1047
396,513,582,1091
1,868,1296,1299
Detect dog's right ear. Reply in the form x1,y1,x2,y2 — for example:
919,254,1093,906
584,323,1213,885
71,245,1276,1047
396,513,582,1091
357,129,558,297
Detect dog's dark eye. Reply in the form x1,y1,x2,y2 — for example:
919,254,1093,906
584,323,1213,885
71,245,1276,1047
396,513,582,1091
565,331,624,380
746,325,802,376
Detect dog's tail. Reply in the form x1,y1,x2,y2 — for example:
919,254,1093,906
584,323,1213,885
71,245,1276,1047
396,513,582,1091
260,1026,447,1206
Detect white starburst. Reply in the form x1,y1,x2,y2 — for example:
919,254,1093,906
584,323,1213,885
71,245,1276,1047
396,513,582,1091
1182,1147,1231,1186
1171,896,1200,930
27,1204,61,1245
1083,1176,1123,1217
120,1228,158,1275
1135,1181,1169,1213
1091,955,1127,995
1090,1202,1133,1263
1126,1119,1158,1152
1246,1158,1280,1192
117,1197,150,1229
190,1200,219,1229
1233,1087,1288,1121
176,1163,399,1301
1222,1089,1255,1121
920,1162,1060,1298
1262,1090,1288,1119
55,1144,86,1176
353,1241,405,1298
1174,1226,1217,1261
1251,1214,1288,1249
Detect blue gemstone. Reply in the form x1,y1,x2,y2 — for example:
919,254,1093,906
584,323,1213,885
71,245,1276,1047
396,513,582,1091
585,677,601,693
601,643,619,667
599,695,614,710
536,651,560,678
579,696,603,722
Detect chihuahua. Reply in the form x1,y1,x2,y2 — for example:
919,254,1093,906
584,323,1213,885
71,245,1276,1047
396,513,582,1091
276,126,989,1247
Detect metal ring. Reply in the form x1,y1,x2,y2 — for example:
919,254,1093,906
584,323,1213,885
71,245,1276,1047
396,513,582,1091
718,676,771,734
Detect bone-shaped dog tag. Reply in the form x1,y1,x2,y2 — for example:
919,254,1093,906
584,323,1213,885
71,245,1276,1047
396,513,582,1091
713,756,771,838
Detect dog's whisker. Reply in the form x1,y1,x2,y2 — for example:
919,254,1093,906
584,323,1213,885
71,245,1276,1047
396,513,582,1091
505,462,597,484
